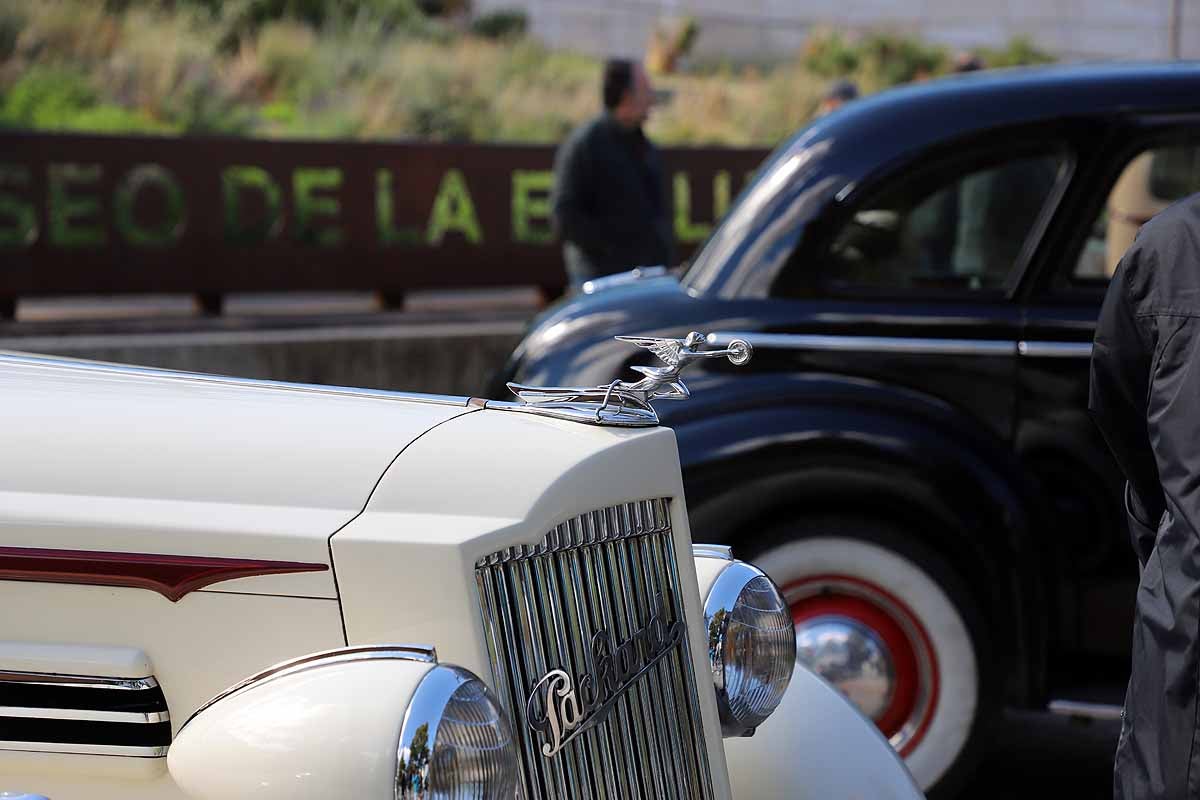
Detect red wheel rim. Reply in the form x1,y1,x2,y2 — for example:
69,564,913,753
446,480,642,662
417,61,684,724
785,574,940,757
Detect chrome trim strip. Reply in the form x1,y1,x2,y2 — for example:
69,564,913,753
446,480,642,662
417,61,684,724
1017,341,1093,358
0,740,168,758
1047,699,1123,721
692,544,734,561
0,672,158,691
0,706,169,724
184,645,437,731
0,351,470,407
707,331,1015,356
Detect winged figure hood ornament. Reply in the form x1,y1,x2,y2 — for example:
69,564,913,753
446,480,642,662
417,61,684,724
505,331,753,427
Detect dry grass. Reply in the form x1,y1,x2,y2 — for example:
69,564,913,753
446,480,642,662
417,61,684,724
0,0,1052,145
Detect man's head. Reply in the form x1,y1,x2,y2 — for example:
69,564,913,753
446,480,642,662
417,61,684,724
817,78,858,117
603,58,653,128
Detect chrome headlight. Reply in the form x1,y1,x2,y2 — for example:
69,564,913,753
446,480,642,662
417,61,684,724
397,665,519,799
703,559,796,737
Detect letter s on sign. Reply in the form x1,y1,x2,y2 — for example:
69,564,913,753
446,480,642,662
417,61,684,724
0,165,37,248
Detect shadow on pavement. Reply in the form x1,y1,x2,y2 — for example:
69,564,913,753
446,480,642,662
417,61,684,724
964,710,1119,798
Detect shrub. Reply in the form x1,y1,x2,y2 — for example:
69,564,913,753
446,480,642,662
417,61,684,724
979,36,1055,68
0,67,96,128
469,9,527,40
802,29,860,78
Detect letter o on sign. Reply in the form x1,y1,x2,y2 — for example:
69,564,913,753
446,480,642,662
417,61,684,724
115,164,187,247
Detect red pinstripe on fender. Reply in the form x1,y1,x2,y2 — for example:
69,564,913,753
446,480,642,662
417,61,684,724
0,546,329,602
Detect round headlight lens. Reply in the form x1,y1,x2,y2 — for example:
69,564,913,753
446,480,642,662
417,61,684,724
704,561,796,737
397,665,518,799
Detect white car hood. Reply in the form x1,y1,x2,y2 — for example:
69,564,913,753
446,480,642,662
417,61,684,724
0,352,474,598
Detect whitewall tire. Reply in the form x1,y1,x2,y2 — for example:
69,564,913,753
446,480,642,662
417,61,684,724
751,529,983,794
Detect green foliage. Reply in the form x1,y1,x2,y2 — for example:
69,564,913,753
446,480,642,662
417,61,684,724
0,67,173,133
858,32,945,84
0,4,25,61
978,36,1056,68
0,0,1060,146
802,30,861,78
470,9,527,40
401,69,495,141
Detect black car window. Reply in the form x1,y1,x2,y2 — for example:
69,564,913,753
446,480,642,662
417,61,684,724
1071,143,1200,283
784,148,1069,298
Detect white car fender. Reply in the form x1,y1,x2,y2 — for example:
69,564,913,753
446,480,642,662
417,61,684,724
725,663,926,800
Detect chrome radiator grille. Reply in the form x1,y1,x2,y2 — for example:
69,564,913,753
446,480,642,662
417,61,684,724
475,499,715,800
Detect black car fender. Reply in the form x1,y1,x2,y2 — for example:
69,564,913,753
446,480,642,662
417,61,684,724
668,382,1050,703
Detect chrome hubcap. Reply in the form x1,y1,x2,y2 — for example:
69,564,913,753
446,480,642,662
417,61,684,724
785,576,938,756
795,615,897,720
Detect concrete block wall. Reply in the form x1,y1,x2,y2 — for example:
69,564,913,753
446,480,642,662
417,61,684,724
0,318,526,397
475,0,1199,62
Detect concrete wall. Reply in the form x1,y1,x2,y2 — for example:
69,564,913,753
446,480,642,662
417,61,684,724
0,318,526,397
477,0,1199,62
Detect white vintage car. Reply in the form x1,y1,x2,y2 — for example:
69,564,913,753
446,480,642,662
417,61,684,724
0,344,922,799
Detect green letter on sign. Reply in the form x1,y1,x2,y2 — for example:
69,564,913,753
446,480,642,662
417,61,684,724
222,166,283,245
511,170,554,244
293,167,343,247
49,164,105,248
673,171,733,244
115,164,186,248
376,169,420,246
0,165,37,248
426,169,482,245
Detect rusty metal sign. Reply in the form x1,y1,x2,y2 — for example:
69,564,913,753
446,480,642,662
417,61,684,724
0,132,767,308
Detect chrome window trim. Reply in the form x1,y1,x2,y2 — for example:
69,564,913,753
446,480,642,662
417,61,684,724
0,741,169,758
183,645,437,731
707,331,1015,357
1017,340,1093,358
0,706,169,724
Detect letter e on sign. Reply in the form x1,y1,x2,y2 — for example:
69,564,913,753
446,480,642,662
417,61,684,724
512,170,553,245
293,167,343,247
49,164,105,249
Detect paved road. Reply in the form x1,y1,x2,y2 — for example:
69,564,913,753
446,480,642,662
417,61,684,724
964,710,1119,798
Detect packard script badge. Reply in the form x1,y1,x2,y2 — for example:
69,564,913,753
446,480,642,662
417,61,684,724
525,593,683,757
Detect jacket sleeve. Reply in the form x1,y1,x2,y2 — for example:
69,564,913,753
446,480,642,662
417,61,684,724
1089,246,1164,562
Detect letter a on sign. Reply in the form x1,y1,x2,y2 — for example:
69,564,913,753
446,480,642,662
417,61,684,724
426,169,482,245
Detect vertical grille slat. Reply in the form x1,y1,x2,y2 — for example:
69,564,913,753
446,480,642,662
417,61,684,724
475,499,715,800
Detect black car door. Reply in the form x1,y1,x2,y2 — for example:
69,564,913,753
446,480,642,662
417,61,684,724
748,134,1075,444
1017,117,1200,701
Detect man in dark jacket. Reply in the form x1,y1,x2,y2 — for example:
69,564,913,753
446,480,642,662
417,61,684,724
1091,195,1200,799
552,59,673,288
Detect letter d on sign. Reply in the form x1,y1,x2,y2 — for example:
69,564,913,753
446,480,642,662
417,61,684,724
222,166,283,245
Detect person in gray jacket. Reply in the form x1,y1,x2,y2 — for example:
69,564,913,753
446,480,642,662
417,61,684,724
1091,194,1200,799
552,59,673,288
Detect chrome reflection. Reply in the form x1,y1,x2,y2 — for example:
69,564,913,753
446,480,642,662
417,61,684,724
795,615,896,721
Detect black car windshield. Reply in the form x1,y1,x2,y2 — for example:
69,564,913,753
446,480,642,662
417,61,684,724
680,121,824,295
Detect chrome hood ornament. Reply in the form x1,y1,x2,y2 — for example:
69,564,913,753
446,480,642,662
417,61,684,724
505,331,753,427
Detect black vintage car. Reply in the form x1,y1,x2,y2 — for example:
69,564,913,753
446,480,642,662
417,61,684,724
493,64,1200,796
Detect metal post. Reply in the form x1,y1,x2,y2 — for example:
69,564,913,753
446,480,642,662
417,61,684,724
1170,0,1183,59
